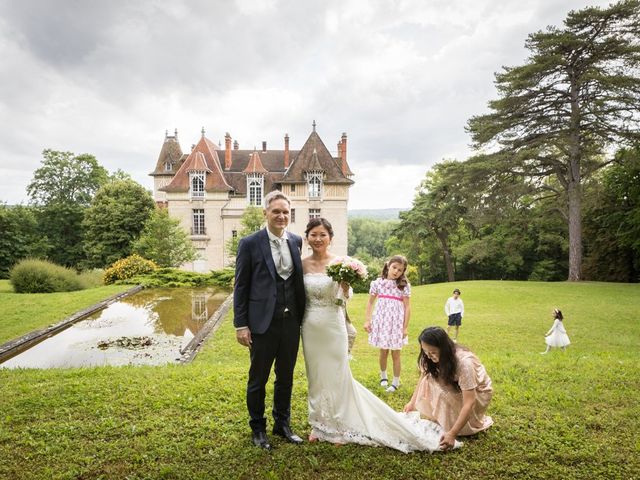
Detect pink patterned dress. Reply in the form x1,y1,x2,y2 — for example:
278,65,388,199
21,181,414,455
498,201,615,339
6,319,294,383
368,278,411,350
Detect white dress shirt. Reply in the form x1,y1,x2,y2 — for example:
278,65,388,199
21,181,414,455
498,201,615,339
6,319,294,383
267,229,293,279
445,297,464,317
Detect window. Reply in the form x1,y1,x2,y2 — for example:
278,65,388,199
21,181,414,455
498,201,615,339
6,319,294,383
192,209,205,235
291,208,296,224
291,184,296,192
190,172,205,198
308,174,322,198
164,161,173,172
232,230,238,239
309,208,321,219
247,175,264,206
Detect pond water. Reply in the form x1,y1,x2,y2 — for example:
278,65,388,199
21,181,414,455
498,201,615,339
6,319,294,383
0,287,229,369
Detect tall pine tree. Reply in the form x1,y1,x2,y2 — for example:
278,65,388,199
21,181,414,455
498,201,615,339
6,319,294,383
467,0,640,280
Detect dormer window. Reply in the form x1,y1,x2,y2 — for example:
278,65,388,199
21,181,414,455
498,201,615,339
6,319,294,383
247,174,264,206
190,171,205,199
307,172,323,198
164,161,173,172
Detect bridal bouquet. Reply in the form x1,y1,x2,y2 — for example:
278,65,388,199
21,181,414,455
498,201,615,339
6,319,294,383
326,256,368,306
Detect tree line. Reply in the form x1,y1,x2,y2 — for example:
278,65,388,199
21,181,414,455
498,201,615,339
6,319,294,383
0,149,195,278
351,0,640,284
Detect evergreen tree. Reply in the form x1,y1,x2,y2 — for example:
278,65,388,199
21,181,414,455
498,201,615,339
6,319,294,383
467,0,640,280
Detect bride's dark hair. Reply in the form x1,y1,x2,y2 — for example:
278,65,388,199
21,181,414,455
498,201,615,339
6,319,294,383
305,217,334,239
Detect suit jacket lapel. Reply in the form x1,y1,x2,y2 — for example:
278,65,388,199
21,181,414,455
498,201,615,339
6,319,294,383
259,229,277,279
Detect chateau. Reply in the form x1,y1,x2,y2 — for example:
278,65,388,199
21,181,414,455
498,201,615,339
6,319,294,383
150,123,354,271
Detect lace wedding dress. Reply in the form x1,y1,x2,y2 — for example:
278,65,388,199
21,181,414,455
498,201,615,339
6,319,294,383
301,273,461,453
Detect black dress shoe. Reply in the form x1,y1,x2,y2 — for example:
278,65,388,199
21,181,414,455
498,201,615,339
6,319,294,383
272,425,304,445
252,431,272,450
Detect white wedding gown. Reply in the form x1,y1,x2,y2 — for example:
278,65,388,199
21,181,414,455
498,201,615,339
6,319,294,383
301,273,461,453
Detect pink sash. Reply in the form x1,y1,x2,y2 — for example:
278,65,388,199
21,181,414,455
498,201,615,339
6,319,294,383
378,294,403,301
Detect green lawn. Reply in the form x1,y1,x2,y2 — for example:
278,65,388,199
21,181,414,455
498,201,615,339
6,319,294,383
0,280,130,344
1,280,638,479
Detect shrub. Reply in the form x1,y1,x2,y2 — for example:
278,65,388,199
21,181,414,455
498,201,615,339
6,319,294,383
121,267,234,288
103,255,158,285
78,269,104,289
209,268,235,287
10,258,84,293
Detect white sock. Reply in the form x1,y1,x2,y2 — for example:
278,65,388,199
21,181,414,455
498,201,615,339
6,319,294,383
392,376,400,387
380,371,388,381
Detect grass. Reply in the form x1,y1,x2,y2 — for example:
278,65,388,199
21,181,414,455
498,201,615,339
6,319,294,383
0,280,130,344
0,280,639,479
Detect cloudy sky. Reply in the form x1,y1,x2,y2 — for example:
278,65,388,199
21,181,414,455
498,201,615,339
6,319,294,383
0,0,613,210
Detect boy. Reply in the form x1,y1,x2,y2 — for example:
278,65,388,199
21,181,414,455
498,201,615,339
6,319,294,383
444,288,464,342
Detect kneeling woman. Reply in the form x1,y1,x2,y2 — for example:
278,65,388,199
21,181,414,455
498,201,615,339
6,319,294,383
403,326,493,450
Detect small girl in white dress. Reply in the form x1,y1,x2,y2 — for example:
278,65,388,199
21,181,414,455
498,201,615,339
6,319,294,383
541,308,570,354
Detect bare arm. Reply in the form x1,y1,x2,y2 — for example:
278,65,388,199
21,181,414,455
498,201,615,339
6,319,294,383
402,297,411,338
363,294,377,332
439,388,476,450
403,372,425,412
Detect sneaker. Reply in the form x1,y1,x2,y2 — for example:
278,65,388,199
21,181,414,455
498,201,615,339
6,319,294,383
386,384,399,393
380,378,388,387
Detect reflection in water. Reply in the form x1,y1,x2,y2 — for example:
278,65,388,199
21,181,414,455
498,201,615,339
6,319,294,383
0,287,228,369
192,294,208,322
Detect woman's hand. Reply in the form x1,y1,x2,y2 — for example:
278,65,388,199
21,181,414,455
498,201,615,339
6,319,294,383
439,431,456,451
340,281,350,297
402,327,409,338
363,321,371,333
402,402,415,413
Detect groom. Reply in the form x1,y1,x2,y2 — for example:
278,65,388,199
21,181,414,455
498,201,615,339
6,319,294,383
233,190,306,450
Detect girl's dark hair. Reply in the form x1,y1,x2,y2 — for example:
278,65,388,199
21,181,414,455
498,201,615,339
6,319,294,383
417,326,463,390
305,217,334,239
381,255,409,290
554,308,564,321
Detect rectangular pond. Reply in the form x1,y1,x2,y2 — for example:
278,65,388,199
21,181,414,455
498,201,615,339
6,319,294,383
0,287,229,369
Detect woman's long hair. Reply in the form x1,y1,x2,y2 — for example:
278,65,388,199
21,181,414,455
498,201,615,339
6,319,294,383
417,326,461,390
554,308,564,321
381,255,409,290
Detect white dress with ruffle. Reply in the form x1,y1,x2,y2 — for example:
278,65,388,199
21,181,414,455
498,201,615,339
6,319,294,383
545,319,571,347
301,273,460,453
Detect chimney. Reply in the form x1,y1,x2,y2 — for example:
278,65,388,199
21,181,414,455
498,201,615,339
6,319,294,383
340,132,348,176
284,134,290,169
262,141,267,153
225,132,232,170
337,141,342,159
233,140,239,150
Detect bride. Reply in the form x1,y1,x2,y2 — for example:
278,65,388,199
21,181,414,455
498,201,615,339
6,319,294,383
301,218,460,453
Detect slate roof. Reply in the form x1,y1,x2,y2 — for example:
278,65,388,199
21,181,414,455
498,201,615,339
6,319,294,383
161,135,232,192
281,131,353,185
150,133,184,176
155,128,354,195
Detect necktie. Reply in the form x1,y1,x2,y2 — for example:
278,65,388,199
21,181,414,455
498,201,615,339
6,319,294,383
273,238,292,279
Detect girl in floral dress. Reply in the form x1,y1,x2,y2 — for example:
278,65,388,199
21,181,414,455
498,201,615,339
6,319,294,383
364,255,411,393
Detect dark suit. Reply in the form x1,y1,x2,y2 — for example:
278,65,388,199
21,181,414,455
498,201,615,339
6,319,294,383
233,228,306,433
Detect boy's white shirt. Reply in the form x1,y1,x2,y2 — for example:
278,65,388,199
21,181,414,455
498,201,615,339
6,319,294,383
444,297,464,317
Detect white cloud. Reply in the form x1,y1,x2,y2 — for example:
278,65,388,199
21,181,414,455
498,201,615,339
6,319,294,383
0,0,616,208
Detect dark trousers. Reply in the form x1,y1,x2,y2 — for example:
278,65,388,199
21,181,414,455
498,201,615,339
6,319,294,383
247,312,300,433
